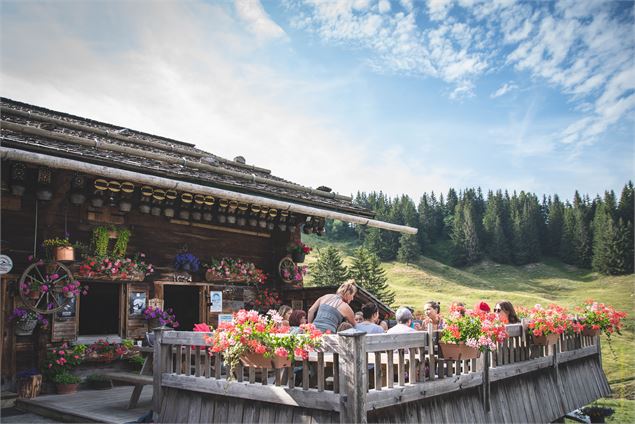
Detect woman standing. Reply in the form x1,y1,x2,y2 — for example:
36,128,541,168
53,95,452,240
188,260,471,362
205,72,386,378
308,281,357,333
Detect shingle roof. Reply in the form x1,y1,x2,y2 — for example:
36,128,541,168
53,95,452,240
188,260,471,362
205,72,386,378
0,98,373,218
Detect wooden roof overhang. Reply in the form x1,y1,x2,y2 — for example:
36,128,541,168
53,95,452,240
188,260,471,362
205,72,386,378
0,98,417,235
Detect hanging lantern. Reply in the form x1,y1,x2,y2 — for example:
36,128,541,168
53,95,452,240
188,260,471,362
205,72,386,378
107,180,121,207
118,181,135,212
267,208,278,231
35,167,53,201
315,217,326,236
217,199,229,224
249,205,260,227
278,210,289,232
10,162,27,197
202,195,215,222
91,178,109,208
164,189,178,218
69,173,87,205
302,216,315,234
191,194,204,221
236,202,248,226
139,185,153,214
227,200,238,224
179,193,193,220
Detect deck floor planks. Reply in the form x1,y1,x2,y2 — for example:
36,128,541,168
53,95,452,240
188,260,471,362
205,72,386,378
16,385,153,424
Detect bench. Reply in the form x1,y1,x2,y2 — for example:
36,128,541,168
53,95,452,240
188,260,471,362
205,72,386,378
100,372,153,409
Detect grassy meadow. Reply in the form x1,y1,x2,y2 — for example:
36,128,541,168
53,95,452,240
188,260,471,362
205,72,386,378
303,235,635,419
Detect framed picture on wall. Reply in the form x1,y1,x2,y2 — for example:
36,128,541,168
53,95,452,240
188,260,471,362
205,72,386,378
129,291,147,317
218,314,233,326
210,291,223,313
56,294,76,319
291,300,304,311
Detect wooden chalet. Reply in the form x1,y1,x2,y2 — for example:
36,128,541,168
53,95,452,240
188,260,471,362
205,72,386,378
0,99,612,423
0,98,413,388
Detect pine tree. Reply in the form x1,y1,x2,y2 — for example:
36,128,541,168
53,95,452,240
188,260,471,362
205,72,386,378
547,195,564,256
451,197,482,266
397,233,420,264
560,206,576,264
349,248,395,305
309,246,349,287
483,190,511,263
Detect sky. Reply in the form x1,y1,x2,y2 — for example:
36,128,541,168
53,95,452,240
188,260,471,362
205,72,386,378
1,0,633,203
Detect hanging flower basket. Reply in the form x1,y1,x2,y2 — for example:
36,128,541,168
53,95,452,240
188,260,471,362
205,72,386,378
438,342,480,360
291,251,305,263
240,352,272,369
15,319,38,336
54,246,75,262
532,333,559,346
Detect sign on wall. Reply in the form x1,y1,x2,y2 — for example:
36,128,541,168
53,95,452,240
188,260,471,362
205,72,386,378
210,291,223,313
0,255,13,274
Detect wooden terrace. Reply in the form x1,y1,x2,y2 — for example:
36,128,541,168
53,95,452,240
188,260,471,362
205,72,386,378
150,324,610,423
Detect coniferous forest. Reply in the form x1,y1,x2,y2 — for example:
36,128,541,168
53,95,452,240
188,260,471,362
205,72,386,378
324,182,634,275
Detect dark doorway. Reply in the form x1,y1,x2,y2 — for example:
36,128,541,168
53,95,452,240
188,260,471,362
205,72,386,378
164,285,200,331
79,282,120,335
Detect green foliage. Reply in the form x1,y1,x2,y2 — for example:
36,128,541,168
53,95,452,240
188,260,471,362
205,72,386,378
127,354,146,370
309,246,349,287
92,226,110,257
52,371,81,384
349,247,395,305
397,234,420,264
112,228,131,257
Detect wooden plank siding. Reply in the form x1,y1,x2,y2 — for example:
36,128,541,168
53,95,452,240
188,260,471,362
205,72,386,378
154,329,610,423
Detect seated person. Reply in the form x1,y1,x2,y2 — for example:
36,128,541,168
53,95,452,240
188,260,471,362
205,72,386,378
379,320,389,332
288,310,307,334
354,311,364,324
355,302,385,334
422,301,444,330
278,305,292,327
337,322,353,332
308,281,357,333
494,301,520,324
387,307,416,334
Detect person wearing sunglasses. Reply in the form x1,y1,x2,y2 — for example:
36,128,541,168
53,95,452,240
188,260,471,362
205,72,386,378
494,301,520,324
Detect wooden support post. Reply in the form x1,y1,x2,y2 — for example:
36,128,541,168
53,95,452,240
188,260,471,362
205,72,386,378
152,327,167,422
339,329,367,424
478,348,491,413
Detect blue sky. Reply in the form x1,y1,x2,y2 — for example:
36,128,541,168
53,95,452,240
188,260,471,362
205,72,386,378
1,0,633,202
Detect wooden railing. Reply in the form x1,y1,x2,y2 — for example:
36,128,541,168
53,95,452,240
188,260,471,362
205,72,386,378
152,324,602,423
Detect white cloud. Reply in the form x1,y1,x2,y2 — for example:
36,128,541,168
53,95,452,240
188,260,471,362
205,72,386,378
490,81,518,98
234,0,287,41
427,0,453,21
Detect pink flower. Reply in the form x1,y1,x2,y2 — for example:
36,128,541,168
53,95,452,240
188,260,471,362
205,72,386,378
274,347,288,358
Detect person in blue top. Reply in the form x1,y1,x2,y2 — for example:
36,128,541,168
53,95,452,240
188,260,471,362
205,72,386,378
308,281,357,333
355,302,385,334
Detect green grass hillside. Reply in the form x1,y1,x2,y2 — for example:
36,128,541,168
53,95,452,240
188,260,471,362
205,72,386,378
303,235,635,410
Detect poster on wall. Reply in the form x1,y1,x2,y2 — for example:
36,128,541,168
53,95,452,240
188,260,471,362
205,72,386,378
210,291,223,312
218,314,233,326
57,295,76,319
129,292,147,317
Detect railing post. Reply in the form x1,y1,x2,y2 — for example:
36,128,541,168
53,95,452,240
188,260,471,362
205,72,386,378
339,329,367,424
152,326,167,422
478,348,491,413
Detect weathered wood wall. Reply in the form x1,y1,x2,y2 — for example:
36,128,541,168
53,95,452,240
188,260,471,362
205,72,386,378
159,387,339,424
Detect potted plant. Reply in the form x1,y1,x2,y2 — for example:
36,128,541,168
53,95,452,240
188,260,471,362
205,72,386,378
526,304,570,346
16,369,42,399
43,236,75,261
143,306,179,330
205,309,323,378
8,307,48,336
52,372,82,394
575,300,627,338
85,340,124,363
581,405,615,423
439,308,508,360
174,251,201,273
287,241,312,263
246,288,282,313
85,374,113,390
42,343,84,394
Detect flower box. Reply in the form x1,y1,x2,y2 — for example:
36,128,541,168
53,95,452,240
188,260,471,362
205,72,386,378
271,355,292,369
532,333,559,346
582,327,600,337
438,342,480,360
240,352,272,369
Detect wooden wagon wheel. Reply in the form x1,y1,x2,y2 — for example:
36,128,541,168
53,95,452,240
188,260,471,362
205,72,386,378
278,256,296,284
18,261,74,314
